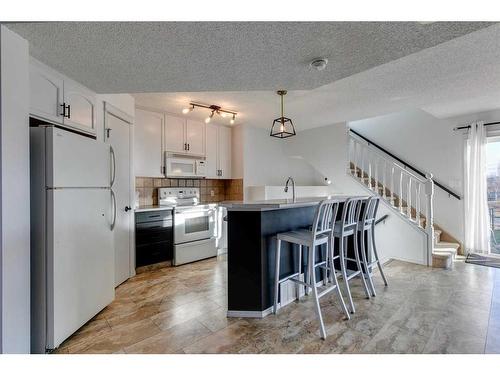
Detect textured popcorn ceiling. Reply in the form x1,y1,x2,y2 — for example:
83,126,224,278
6,21,493,93
133,23,500,130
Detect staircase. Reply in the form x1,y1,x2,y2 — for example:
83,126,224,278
348,130,460,269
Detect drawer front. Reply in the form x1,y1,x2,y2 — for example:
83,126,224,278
136,223,173,245
135,209,172,224
136,241,173,267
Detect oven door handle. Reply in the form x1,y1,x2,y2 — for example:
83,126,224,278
175,208,215,215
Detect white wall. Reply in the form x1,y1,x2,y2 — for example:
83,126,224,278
349,108,500,244
0,26,30,353
242,126,324,196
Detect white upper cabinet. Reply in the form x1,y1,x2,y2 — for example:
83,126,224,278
29,58,96,136
164,116,205,156
205,124,232,179
134,109,164,178
63,80,96,134
218,126,232,179
186,120,205,156
30,60,64,124
165,115,186,153
205,124,219,179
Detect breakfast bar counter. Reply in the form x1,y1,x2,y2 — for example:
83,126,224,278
220,195,364,318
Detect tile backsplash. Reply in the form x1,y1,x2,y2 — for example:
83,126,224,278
135,177,243,206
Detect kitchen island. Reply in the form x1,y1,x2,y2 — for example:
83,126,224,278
221,196,363,318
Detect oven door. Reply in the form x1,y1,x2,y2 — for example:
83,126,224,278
174,206,216,244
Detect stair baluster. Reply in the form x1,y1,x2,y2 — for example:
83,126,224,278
347,131,438,266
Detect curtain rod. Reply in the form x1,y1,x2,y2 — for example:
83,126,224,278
453,121,500,131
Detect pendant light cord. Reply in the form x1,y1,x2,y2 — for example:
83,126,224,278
281,93,284,118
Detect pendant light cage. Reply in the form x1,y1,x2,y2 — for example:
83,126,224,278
270,90,296,138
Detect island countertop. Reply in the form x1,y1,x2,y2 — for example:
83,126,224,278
220,195,364,211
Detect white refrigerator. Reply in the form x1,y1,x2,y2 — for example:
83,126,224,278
30,126,115,353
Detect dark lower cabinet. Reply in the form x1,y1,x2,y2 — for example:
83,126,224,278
135,209,173,267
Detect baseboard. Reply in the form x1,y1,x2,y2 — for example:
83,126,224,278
227,306,273,318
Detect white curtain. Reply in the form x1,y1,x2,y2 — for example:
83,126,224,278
464,121,491,254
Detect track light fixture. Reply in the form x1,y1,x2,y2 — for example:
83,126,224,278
182,104,195,114
182,102,237,125
205,110,215,124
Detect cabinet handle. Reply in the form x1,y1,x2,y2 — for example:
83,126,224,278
60,103,66,117
67,104,71,119
187,143,190,151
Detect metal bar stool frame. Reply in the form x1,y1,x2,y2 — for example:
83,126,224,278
273,199,350,339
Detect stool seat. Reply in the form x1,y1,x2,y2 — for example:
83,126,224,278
277,229,329,247
333,223,355,236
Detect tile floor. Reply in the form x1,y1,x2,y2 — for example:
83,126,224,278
54,256,500,354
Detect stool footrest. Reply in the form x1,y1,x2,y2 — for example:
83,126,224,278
317,285,340,299
288,277,309,287
278,271,301,284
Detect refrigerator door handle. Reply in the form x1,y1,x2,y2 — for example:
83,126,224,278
110,146,116,187
110,189,117,231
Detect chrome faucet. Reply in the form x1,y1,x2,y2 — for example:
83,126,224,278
284,176,296,203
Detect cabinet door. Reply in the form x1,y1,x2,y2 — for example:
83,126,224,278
164,115,186,153
63,80,96,135
186,120,205,156
205,124,219,178
134,109,164,177
30,61,64,123
218,126,232,179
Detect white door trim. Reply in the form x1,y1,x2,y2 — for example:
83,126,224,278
104,102,136,280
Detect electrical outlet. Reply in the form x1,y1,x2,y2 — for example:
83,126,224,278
210,190,215,197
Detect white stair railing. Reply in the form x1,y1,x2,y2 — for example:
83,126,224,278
348,132,435,265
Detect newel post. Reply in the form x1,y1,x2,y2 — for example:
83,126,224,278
424,173,435,266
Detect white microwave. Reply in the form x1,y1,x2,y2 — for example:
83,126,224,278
166,156,206,178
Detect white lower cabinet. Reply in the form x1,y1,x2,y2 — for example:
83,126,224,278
205,124,232,179
134,108,164,177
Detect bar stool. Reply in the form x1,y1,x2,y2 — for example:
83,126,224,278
331,197,372,314
273,199,350,339
357,196,388,296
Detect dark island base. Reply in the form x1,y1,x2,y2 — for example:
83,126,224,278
227,205,362,317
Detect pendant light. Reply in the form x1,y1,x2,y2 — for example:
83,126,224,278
270,90,296,138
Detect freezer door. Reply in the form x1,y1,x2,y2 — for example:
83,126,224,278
46,188,114,349
46,127,111,188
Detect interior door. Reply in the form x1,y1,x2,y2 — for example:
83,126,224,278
105,110,133,286
218,126,232,179
63,80,96,135
205,123,219,178
165,114,186,153
186,120,205,156
47,188,114,349
135,109,164,177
